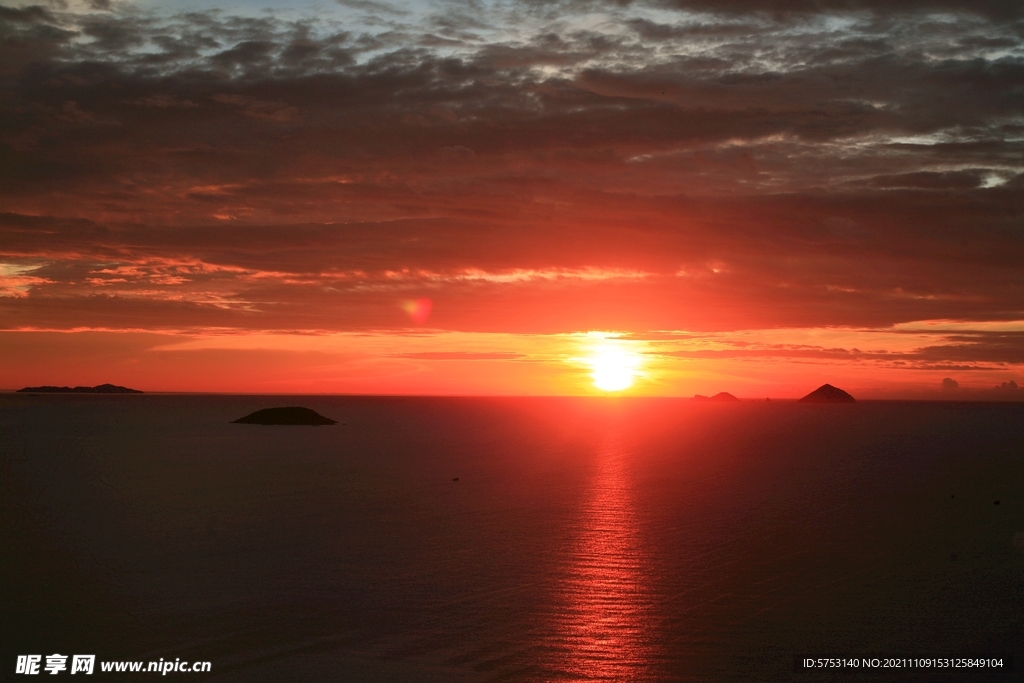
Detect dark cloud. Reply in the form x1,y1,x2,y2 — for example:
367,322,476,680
937,378,1024,400
857,171,985,190
658,331,1024,370
670,0,1024,19
0,5,57,23
592,0,1024,20
0,0,1022,341
913,334,1024,364
334,0,408,15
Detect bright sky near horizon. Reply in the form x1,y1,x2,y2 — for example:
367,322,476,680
1,0,1023,397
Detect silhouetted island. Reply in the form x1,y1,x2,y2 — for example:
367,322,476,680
232,407,337,425
694,392,740,402
17,383,142,394
799,384,856,403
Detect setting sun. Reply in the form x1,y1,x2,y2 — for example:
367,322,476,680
585,340,643,392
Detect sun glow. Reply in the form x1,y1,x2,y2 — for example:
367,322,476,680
584,336,643,392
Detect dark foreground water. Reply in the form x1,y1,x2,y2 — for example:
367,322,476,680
2,395,1023,682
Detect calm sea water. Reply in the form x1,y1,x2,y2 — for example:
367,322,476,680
3,395,1023,681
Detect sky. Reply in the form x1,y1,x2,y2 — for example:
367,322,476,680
1,0,1023,397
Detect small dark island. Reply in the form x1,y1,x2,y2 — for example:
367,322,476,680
17,383,143,394
694,392,740,402
232,407,337,425
799,384,856,403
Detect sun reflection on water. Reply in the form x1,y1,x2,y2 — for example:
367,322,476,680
549,435,658,681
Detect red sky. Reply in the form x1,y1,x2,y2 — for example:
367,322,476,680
1,0,1023,397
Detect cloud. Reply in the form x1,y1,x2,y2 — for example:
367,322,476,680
650,0,1024,20
857,171,986,191
0,261,51,298
391,351,526,360
668,326,1024,361
993,379,1021,394
0,0,1021,345
210,94,300,122
335,0,409,15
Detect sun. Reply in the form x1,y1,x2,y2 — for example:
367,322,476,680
587,343,642,392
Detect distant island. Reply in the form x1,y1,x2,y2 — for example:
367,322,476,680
232,407,337,425
694,392,740,402
17,383,143,394
799,384,856,403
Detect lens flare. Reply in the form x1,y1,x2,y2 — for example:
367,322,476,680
402,298,432,324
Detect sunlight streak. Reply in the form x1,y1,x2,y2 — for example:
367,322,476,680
549,433,658,680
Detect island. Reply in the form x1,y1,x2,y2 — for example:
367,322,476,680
694,392,740,402
798,384,856,403
17,383,143,394
232,407,337,425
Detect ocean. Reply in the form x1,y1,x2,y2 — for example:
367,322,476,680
2,395,1022,681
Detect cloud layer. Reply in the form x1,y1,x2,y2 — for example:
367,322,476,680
1,0,1022,389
